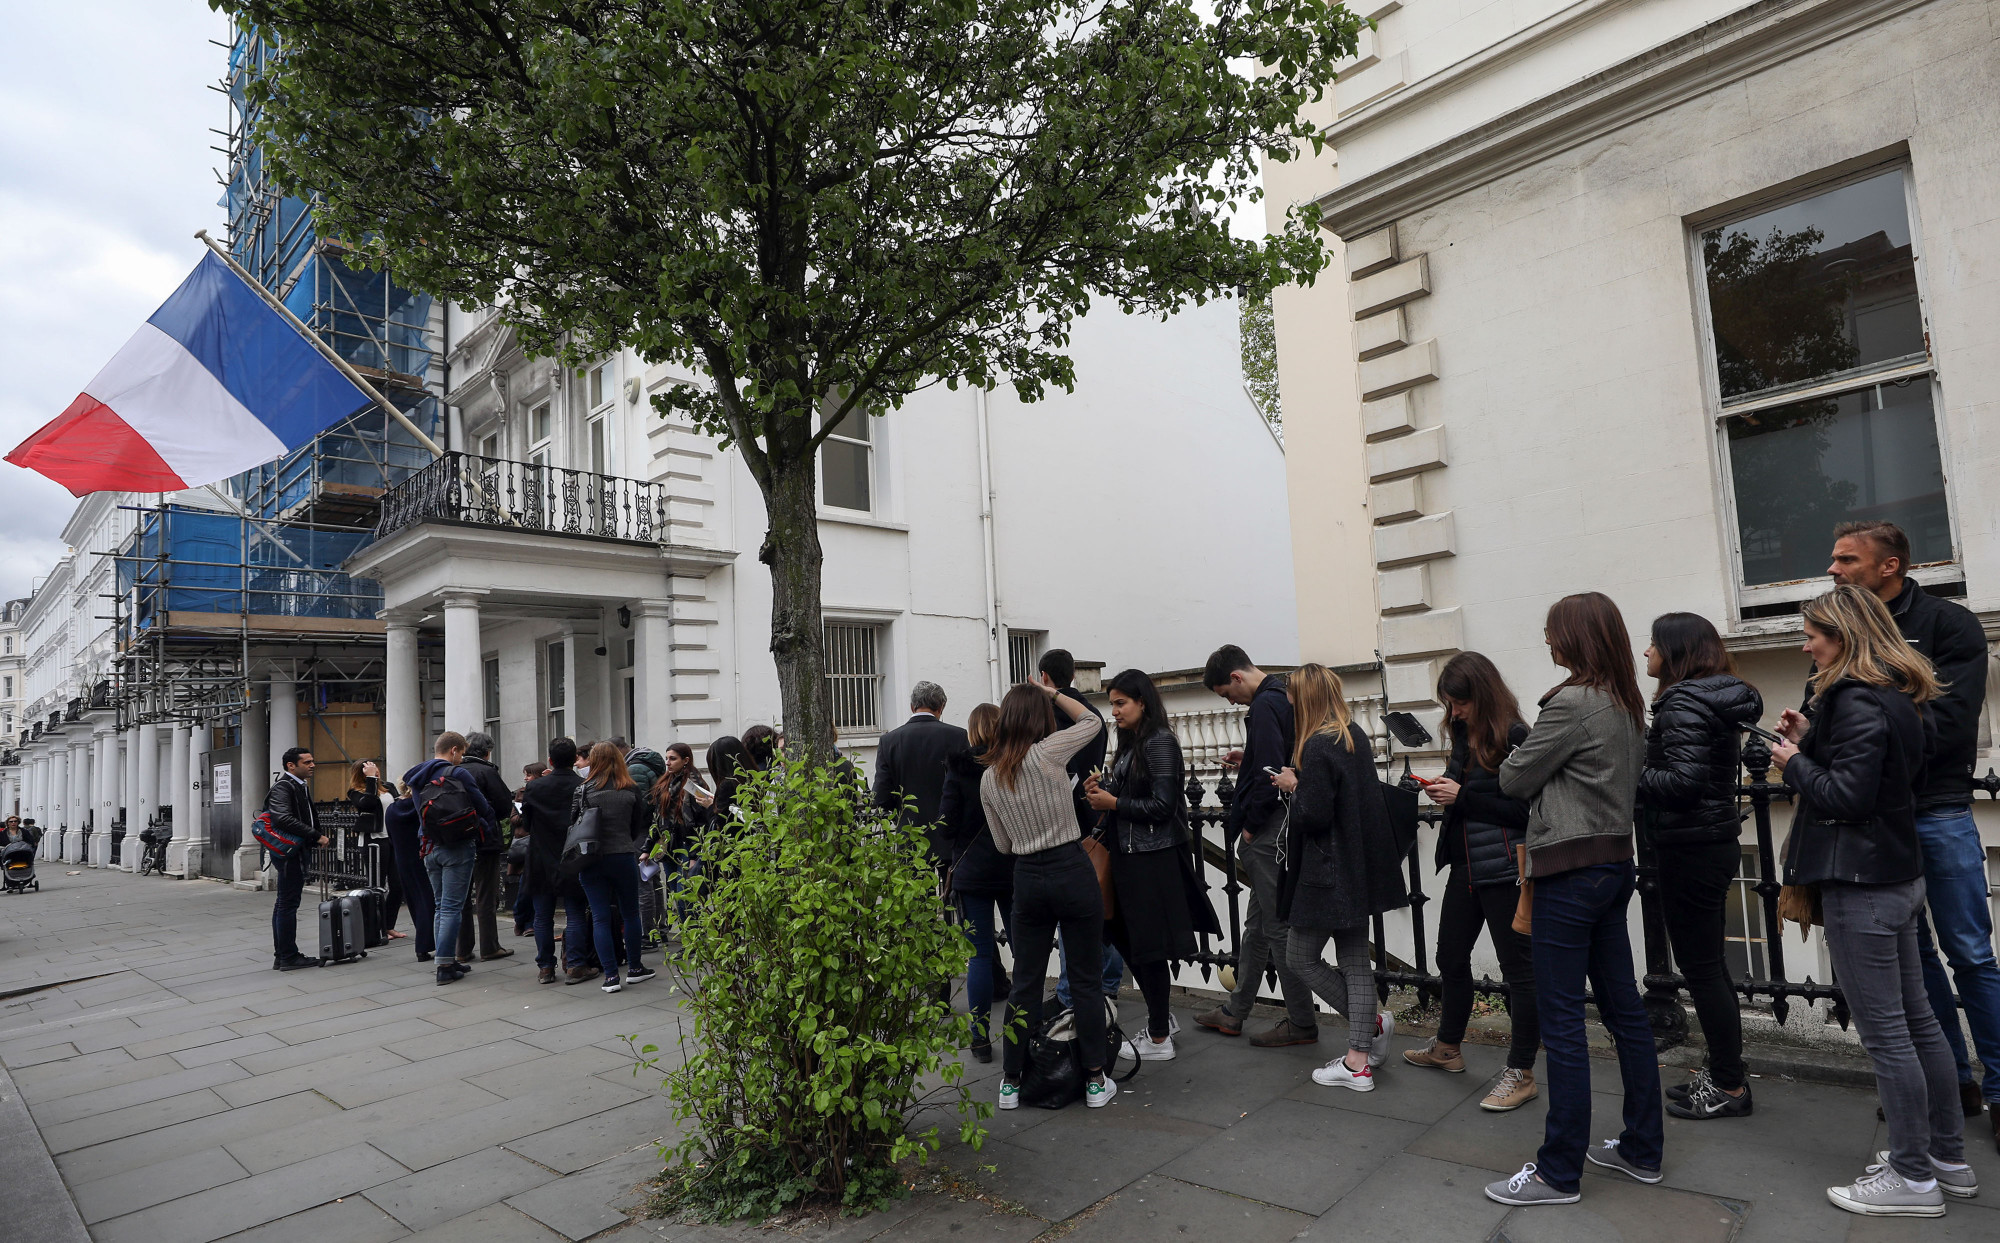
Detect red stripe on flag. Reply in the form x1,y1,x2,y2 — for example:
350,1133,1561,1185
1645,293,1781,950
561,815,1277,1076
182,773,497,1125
4,393,188,496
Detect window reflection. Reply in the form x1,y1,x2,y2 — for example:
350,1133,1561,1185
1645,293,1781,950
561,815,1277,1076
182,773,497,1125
1703,171,1924,401
1728,379,1947,585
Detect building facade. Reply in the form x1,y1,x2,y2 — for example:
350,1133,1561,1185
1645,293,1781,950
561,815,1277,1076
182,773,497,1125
1271,0,2000,990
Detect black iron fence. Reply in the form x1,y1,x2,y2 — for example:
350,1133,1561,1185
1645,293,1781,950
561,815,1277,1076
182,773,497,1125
1173,734,2000,1050
376,451,667,544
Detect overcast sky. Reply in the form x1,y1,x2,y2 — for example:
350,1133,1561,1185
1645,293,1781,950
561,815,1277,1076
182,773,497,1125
0,2,1268,607
0,1,228,602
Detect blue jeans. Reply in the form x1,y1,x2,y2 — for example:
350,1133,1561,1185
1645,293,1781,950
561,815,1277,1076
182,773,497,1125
531,893,599,970
960,894,1011,1043
577,852,647,980
1532,861,1663,1193
425,841,477,966
1914,807,2000,1102
1056,931,1124,1009
271,849,308,961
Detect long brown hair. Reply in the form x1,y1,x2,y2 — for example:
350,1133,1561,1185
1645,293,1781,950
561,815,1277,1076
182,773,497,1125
652,741,708,814
1802,585,1942,705
1544,592,1645,721
1435,652,1525,770
965,702,1000,751
584,741,636,791
982,684,1057,790
1287,663,1355,761
348,760,371,794
1649,612,1733,696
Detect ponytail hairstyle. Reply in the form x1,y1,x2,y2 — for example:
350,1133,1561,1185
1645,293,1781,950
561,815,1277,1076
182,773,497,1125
983,683,1057,791
1543,592,1646,721
1287,662,1355,762
1435,652,1525,770
1801,584,1942,705
1648,612,1733,696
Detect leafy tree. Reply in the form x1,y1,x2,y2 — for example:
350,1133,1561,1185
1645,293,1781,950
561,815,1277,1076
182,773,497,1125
218,0,1363,760
1240,291,1281,433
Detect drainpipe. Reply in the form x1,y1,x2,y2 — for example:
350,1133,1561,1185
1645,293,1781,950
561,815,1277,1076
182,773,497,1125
976,386,1002,700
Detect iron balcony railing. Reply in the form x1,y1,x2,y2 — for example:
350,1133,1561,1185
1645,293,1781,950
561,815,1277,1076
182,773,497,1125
1171,730,2000,1048
376,451,667,545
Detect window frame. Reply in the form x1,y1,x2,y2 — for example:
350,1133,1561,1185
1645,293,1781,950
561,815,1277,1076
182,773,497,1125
544,638,567,746
822,620,885,735
1005,629,1046,687
482,655,502,756
1691,161,1960,613
816,408,875,515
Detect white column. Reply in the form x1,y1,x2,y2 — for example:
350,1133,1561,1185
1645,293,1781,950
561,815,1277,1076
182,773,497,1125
134,722,161,870
122,729,141,871
385,617,420,783
442,592,485,737
182,725,210,877
630,601,673,750
89,730,114,867
269,678,299,765
238,685,269,884
168,724,192,876
61,742,83,862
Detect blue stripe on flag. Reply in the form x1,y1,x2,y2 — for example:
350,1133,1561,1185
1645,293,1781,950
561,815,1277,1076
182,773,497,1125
146,252,369,450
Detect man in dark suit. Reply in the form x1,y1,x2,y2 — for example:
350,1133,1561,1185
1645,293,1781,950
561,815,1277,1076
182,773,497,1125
872,681,969,867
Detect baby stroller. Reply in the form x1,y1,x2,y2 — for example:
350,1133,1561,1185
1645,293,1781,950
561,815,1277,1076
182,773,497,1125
2,831,39,893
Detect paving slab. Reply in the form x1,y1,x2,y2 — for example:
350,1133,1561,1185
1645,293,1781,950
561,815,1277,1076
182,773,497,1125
211,1195,413,1243
315,1036,550,1108
364,1146,562,1231
370,1077,650,1171
222,1079,510,1175
859,1195,1048,1243
90,1141,409,1243
401,1201,567,1242
54,1090,338,1186
1156,1096,1427,1215
70,1143,251,1224
1296,1151,1512,1241
961,1102,1220,1221
1492,1173,1744,1243
503,1096,680,1173
0,1057,90,1243
459,1043,634,1097
1058,1173,1312,1242
31,1058,249,1126
215,1045,416,1107
504,1147,662,1240
40,1085,234,1154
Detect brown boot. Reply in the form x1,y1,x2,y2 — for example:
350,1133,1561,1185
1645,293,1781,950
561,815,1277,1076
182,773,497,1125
537,967,557,984
1403,1041,1466,1073
1248,1018,1319,1048
1195,1005,1242,1036
566,965,602,985
1480,1066,1538,1112
482,947,516,962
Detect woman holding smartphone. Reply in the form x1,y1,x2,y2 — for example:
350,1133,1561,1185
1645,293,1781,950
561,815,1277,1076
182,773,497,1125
1773,585,1966,1217
346,761,410,940
980,680,1113,1109
1083,669,1215,1062
1485,592,1658,1208
1404,653,1538,1111
1637,613,1762,1121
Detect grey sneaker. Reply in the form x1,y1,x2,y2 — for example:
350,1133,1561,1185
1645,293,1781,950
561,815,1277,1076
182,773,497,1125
1585,1138,1662,1184
1872,1151,1978,1199
1827,1164,1946,1217
1485,1163,1579,1206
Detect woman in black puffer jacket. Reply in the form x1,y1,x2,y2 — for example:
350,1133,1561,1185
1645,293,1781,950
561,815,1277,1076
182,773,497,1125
1405,653,1540,1112
1638,613,1763,1120
1084,669,1219,1060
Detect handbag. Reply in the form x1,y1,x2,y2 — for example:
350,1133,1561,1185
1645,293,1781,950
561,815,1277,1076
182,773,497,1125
1080,834,1117,920
559,806,604,876
1511,843,1534,937
1017,998,1140,1109
1777,884,1822,939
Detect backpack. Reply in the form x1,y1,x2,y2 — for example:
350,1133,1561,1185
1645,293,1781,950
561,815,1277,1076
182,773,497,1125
251,809,309,858
412,768,485,848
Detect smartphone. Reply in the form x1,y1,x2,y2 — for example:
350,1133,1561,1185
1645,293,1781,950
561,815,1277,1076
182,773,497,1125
1744,722,1787,746
1262,766,1282,777
1408,773,1436,787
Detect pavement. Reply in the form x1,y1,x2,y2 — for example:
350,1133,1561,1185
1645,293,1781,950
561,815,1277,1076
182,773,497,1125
0,869,1996,1243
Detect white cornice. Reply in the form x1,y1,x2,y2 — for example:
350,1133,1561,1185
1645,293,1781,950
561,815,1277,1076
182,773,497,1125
1316,0,1936,238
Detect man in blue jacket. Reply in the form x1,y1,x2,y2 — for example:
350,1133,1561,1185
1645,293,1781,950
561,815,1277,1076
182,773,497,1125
1195,646,1318,1047
404,731,496,985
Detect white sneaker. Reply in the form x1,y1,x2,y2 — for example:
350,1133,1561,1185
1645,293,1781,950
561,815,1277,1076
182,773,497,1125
998,1081,1020,1111
1368,1012,1396,1069
1086,1075,1118,1108
1137,1034,1176,1061
1312,1056,1376,1092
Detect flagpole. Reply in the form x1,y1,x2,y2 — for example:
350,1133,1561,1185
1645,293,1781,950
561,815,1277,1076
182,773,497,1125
193,230,444,459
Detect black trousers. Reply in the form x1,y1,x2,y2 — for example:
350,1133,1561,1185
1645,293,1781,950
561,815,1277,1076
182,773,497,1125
1658,840,1746,1090
271,849,308,961
1003,844,1107,1077
1435,867,1539,1070
457,851,505,960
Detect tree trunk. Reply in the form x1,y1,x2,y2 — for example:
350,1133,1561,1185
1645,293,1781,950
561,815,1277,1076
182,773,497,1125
759,451,833,765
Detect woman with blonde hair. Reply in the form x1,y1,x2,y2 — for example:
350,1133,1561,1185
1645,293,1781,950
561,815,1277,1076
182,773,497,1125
1271,663,1407,1092
1773,584,1964,1217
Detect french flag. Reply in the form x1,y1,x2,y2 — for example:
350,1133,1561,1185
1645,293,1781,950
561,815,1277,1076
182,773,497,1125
6,252,371,496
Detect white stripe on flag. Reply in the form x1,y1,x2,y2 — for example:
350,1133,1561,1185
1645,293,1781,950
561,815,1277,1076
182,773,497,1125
81,322,288,488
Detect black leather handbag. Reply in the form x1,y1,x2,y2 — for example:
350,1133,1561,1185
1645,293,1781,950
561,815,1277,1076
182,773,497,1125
559,806,604,876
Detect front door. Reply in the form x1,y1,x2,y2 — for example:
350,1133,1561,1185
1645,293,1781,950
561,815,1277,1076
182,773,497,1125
204,747,240,879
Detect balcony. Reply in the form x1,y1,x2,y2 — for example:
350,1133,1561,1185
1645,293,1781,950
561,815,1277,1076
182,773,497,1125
376,452,668,545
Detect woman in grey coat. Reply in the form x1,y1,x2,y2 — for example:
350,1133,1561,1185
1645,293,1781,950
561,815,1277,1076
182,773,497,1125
1271,663,1408,1093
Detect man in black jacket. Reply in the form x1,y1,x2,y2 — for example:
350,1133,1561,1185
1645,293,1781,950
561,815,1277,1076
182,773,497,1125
457,733,518,965
520,737,592,984
871,681,970,868
1195,646,1317,1046
268,748,330,971
1828,521,1999,1144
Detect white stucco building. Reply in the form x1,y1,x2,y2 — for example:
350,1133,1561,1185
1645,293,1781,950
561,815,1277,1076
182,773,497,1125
1270,0,2000,993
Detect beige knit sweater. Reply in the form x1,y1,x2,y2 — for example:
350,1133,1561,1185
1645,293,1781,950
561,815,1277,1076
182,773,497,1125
979,712,1103,856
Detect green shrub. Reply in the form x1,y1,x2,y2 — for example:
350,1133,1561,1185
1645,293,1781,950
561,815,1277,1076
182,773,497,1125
655,757,988,1219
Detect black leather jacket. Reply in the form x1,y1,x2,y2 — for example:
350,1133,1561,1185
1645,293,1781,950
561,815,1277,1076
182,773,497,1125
1433,721,1531,889
1781,678,1926,887
1102,730,1187,854
1638,674,1763,846
264,774,318,843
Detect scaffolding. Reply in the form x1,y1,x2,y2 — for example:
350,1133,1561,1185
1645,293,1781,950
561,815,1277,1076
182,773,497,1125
107,27,447,736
